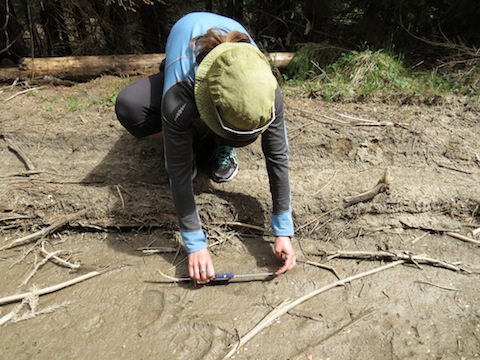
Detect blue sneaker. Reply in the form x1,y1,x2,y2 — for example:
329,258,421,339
212,145,238,183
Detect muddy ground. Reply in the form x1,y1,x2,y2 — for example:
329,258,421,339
0,76,479,360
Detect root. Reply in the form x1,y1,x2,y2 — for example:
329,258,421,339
343,168,391,207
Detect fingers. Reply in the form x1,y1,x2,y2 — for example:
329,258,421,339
274,236,297,275
188,249,215,282
276,253,296,275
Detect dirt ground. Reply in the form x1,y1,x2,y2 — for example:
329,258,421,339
1,76,479,360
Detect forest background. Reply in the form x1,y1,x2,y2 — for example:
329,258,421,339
1,0,479,93
1,2,480,359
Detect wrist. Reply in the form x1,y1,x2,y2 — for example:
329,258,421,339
181,229,207,253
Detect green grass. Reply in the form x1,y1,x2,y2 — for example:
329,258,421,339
284,47,479,104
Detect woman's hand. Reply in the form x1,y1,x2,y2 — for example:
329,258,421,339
274,236,296,275
188,248,215,282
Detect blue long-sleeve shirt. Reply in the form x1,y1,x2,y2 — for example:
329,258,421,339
161,12,293,253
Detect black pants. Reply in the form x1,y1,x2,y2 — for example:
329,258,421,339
114,71,217,164
115,71,165,139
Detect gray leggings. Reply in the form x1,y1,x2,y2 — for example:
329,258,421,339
115,71,165,138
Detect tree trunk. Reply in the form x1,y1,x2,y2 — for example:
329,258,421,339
226,0,244,22
0,0,29,62
40,0,72,56
0,52,294,81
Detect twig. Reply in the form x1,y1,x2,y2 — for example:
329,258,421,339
0,270,102,305
116,185,125,209
288,121,314,141
296,206,340,233
213,221,269,233
324,250,470,273
0,311,14,326
343,169,391,207
446,232,480,246
39,241,80,270
224,260,405,358
0,212,34,222
19,250,63,287
335,112,408,127
313,170,338,195
1,135,36,170
2,288,71,326
298,259,340,279
415,280,458,291
138,246,178,254
306,308,376,350
0,169,47,179
433,160,473,174
156,269,184,282
287,106,349,125
3,87,41,102
335,112,379,123
0,211,85,251
411,232,430,245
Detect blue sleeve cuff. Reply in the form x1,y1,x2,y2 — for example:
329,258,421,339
180,229,207,253
270,211,294,237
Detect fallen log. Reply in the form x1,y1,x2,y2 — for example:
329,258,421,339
0,52,294,82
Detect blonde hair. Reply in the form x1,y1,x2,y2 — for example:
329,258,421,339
191,28,251,63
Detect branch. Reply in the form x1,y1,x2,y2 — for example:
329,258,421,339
224,260,405,358
1,135,36,170
446,232,480,246
324,250,470,273
0,270,102,306
0,211,85,251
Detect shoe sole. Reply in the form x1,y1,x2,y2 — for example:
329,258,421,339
212,165,238,183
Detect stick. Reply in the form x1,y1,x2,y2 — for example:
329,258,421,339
0,212,34,222
213,221,269,233
446,232,480,246
433,160,473,174
0,270,102,305
1,135,36,170
156,269,184,282
116,185,125,209
298,259,340,280
296,206,340,233
313,170,338,196
335,112,407,127
411,232,429,245
3,87,41,102
0,312,14,326
138,246,178,254
307,308,375,349
0,211,84,251
324,250,469,273
343,169,391,207
224,260,405,358
19,250,63,287
39,242,80,270
415,280,458,291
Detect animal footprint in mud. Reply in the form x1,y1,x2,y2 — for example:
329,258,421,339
136,289,165,330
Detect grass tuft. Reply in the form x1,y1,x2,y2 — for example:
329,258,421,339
284,47,479,104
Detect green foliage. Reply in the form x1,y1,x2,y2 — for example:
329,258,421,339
285,49,479,104
319,50,413,101
62,94,84,111
285,42,344,81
